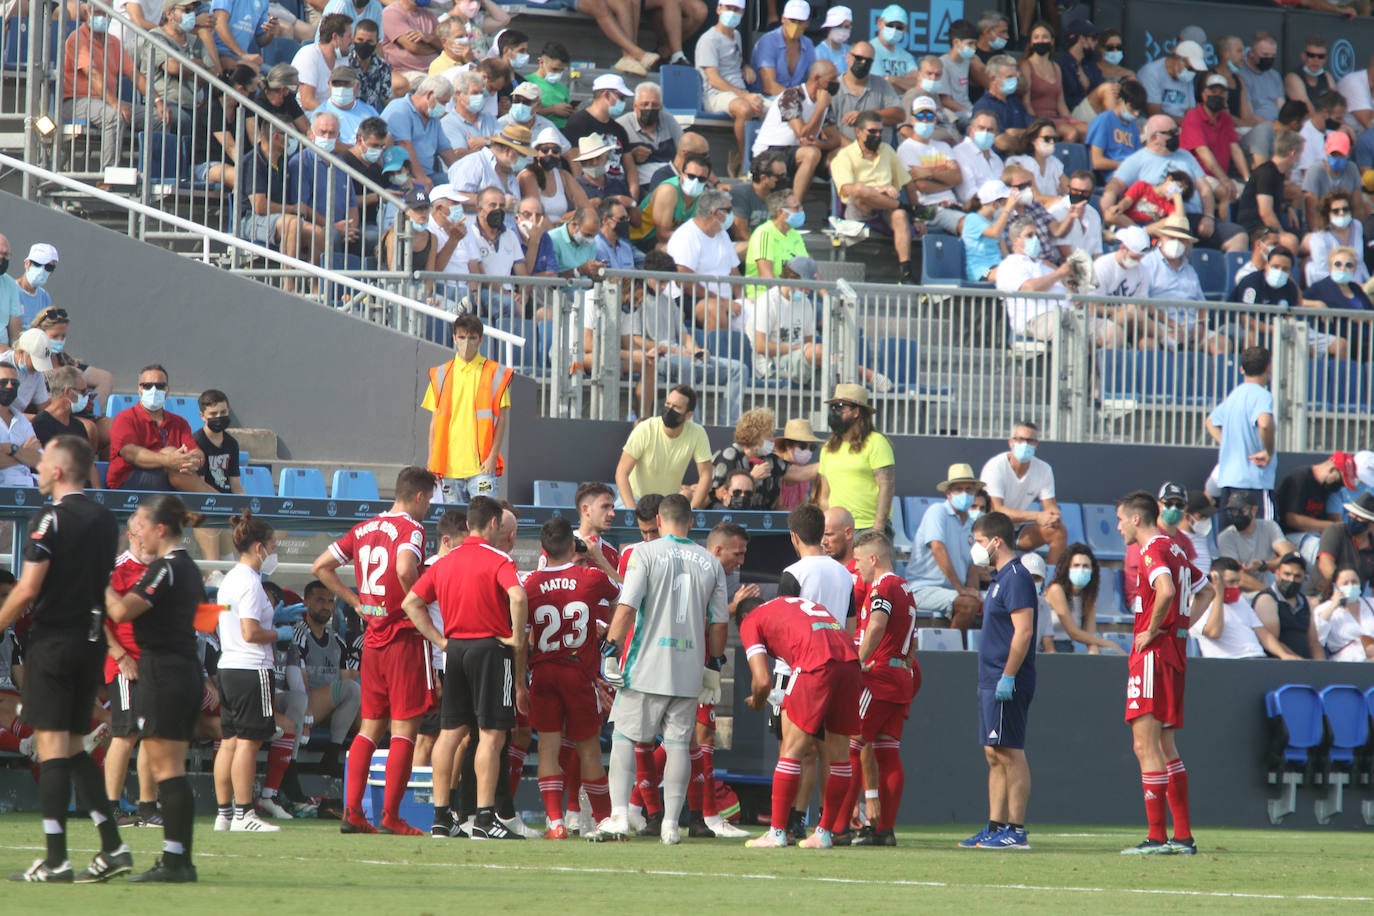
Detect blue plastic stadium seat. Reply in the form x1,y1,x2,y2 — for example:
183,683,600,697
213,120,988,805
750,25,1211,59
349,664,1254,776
875,336,950,397
889,497,913,556
278,467,327,499
164,395,203,433
3,18,29,71
1310,359,1370,412
94,460,108,488
1082,503,1126,560
239,450,250,469
533,480,577,507
240,466,274,496
916,628,965,651
331,470,380,500
1320,685,1369,771
139,130,189,188
106,393,139,418
1052,141,1089,177
660,64,728,121
1095,569,1131,624
1190,248,1228,301
1265,683,1328,823
920,234,964,287
902,496,938,541
1223,250,1248,297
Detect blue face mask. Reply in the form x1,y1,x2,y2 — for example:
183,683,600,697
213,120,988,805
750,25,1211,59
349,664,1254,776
363,145,384,163
1022,235,1041,260
140,388,167,412
1227,60,1240,74
1000,76,1019,95
468,92,486,111
1068,567,1092,589
410,218,428,231
608,98,627,117
719,10,742,29
913,120,935,140
1103,49,1123,66
790,289,807,304
331,86,355,106
510,102,533,123
989,36,1007,51
1011,442,1036,462
1328,154,1347,173
314,136,336,152
880,25,899,45
720,210,735,231
786,208,806,228
950,491,974,512
48,338,65,354
967,508,984,523
90,15,110,32
512,52,530,68
26,265,49,287
179,11,197,31
972,129,995,150
958,44,976,61
72,391,88,413
1332,268,1355,285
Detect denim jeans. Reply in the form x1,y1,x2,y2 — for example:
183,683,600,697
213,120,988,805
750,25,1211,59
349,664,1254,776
440,473,499,504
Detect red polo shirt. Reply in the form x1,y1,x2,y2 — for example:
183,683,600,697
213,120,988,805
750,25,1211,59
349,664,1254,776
106,403,197,490
1180,105,1239,176
412,535,522,639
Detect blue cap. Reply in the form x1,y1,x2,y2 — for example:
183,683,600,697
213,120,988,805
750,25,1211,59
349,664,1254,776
879,4,906,23
381,146,410,173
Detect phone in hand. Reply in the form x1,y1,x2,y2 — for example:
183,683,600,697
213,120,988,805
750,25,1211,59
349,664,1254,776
569,99,582,109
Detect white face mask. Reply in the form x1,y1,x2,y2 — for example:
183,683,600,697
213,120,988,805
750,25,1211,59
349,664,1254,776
755,439,775,457
259,548,279,578
1191,517,1212,537
1122,254,1140,269
970,540,994,566
1161,238,1186,260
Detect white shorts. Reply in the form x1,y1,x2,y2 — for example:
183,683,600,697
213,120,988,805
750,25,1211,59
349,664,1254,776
911,584,958,616
610,688,695,743
759,347,811,382
703,89,740,114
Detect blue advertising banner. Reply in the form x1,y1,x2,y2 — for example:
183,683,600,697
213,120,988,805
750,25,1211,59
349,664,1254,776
840,0,966,55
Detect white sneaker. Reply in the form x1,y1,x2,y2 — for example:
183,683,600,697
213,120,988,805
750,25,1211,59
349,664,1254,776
660,822,681,845
563,810,584,835
82,722,110,755
585,814,631,842
213,814,231,832
461,816,476,836
499,814,540,838
705,814,751,838
230,811,281,832
256,795,293,820
626,807,647,833
17,734,36,762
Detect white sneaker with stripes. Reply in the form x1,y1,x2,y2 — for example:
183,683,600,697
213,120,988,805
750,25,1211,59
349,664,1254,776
231,811,281,832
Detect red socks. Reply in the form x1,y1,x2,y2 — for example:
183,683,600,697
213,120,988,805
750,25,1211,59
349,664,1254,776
771,757,802,830
584,775,611,822
508,744,528,798
821,761,853,833
687,746,705,812
264,733,294,792
559,739,581,811
382,736,415,822
1166,759,1191,840
700,744,718,818
538,775,564,824
345,734,377,812
1142,771,1169,842
873,740,903,832
839,740,864,829
635,744,663,815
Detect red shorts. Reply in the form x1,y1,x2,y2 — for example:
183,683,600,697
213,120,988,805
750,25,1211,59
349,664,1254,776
783,660,862,738
360,633,435,722
528,661,600,741
858,688,910,741
697,703,716,730
1124,649,1184,729
515,708,530,728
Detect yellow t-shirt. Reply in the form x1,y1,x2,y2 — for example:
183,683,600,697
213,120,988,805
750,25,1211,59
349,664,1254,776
818,431,895,528
623,416,712,500
830,141,908,204
420,355,512,478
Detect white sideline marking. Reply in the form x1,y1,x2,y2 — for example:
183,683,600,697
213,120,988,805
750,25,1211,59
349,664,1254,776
4,843,1371,903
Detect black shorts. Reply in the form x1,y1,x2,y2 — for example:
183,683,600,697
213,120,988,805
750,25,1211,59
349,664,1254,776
419,670,444,737
765,145,801,174
22,636,104,733
108,672,139,737
218,667,277,741
136,653,202,742
441,638,515,731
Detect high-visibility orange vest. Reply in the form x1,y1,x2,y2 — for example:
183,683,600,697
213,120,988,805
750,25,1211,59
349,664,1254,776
427,356,514,477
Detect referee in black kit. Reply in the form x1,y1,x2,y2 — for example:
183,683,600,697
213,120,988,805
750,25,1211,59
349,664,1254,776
0,436,129,883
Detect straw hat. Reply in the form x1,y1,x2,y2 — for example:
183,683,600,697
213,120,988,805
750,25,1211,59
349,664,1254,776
825,383,872,411
936,462,984,493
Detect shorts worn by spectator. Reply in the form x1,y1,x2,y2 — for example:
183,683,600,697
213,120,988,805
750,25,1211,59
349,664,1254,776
343,19,393,113
709,408,789,510
107,365,215,494
382,76,460,187
618,82,683,194
747,255,826,386
907,462,983,628
422,313,514,503
664,188,743,331
950,109,1004,204
236,118,327,266
1138,39,1206,119
832,110,919,283
979,420,1067,564
753,61,840,205
695,0,764,172
828,41,902,144
380,0,441,76
818,384,895,532
897,95,964,233
314,65,381,145
614,384,713,509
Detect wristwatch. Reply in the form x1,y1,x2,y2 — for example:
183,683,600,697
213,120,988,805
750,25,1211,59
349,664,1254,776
7,443,15,457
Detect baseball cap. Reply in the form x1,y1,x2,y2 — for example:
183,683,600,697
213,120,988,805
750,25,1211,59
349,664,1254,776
428,184,463,205
879,4,906,23
329,65,358,84
1173,40,1206,72
1205,73,1228,89
1327,131,1351,156
1225,490,1256,510
1186,490,1215,518
1020,552,1046,580
1332,450,1358,489
1116,225,1150,254
15,328,53,372
380,146,410,173
786,256,818,280
1064,18,1098,39
26,243,58,266
977,178,1010,203
402,187,431,209
591,73,633,97
911,95,938,114
782,0,810,20
512,81,542,101
1157,481,1187,504
822,4,851,28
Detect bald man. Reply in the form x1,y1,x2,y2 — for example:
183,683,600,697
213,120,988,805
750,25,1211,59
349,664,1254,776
822,506,868,623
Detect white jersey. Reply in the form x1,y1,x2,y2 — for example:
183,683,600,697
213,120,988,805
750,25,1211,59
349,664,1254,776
774,553,855,674
216,562,275,671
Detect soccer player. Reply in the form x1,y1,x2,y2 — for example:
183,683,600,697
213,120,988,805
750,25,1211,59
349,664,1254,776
572,481,623,578
523,517,620,838
613,494,662,834
0,437,128,883
736,595,863,849
107,494,208,883
313,466,437,835
213,511,288,833
1116,490,1211,855
822,506,867,626
592,494,729,845
402,495,529,840
776,504,855,840
294,580,362,777
958,511,1038,851
847,531,919,847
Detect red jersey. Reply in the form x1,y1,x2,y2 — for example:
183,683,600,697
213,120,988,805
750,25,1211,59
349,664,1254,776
523,563,620,667
412,535,522,639
740,596,859,673
104,551,147,682
1130,534,1204,668
858,572,918,669
539,533,619,574
617,541,645,579
846,557,870,643
328,511,427,649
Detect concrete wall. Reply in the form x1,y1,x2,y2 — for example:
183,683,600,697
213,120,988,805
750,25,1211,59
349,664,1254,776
720,651,1374,830
2,191,451,464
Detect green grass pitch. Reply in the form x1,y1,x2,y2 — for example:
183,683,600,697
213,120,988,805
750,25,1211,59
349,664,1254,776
0,816,1369,913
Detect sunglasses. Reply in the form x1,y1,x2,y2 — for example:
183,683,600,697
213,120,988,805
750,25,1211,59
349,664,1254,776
0,380,18,390
1305,51,1327,59
850,54,873,64
1330,207,1351,214
33,262,56,272
1333,261,1357,268
138,381,168,390
1007,182,1031,190
1104,43,1123,51
913,112,937,122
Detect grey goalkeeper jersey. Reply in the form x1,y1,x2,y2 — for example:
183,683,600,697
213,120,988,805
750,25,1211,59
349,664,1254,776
618,535,729,697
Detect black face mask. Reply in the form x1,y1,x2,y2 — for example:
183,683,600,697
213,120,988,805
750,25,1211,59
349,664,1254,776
1030,41,1052,57
728,492,751,510
639,108,659,127
1276,578,1302,600
1326,118,1343,132
1204,95,1226,112
353,41,375,58
661,406,685,429
1232,512,1253,530
614,216,631,235
824,79,839,95
827,406,850,434
1067,190,1092,204
1255,56,1275,72
0,387,16,408
862,133,882,152
206,416,231,434
850,58,872,79
0,257,8,275
537,154,560,171
485,209,506,231
1164,135,1180,153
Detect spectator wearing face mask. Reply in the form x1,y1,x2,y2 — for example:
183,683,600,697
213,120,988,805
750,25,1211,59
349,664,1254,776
1179,490,1216,576
501,83,570,156
614,383,713,510
0,361,38,487
971,54,1030,153
752,0,816,96
106,364,214,493
898,95,965,233
710,408,788,510
518,127,585,224
15,243,57,328
1302,136,1365,232
546,207,605,280
314,66,379,144
380,0,442,79
1252,552,1321,659
1090,226,1162,348
449,122,535,209
1,328,54,413
343,18,392,112
1190,558,1302,659
774,418,820,511
31,366,98,486
814,5,851,76
1315,494,1374,597
951,110,1004,203
907,463,983,629
1314,566,1374,660
1216,492,1297,597
1039,544,1123,655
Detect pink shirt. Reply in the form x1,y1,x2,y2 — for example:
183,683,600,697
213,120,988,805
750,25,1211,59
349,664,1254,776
381,4,440,73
